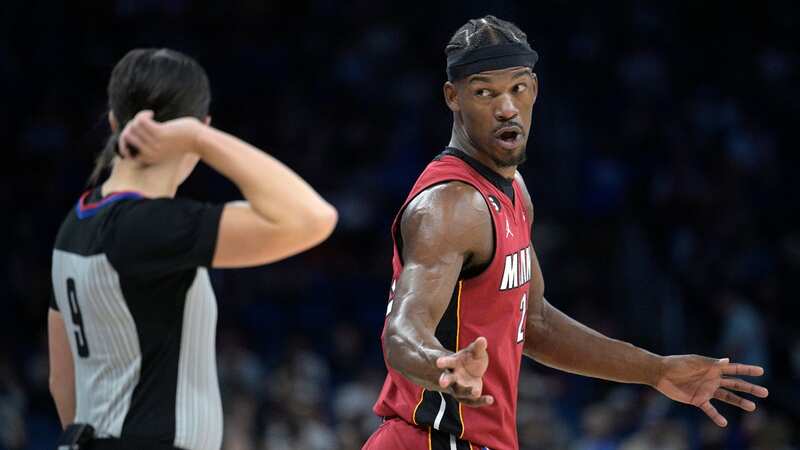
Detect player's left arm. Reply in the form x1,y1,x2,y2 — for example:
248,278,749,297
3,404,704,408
48,308,76,428
515,173,768,427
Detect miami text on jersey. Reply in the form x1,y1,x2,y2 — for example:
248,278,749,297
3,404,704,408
499,246,532,291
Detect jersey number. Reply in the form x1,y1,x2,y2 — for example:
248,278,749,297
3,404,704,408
66,278,90,358
516,294,527,343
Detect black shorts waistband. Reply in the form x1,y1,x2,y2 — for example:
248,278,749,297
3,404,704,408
380,417,475,450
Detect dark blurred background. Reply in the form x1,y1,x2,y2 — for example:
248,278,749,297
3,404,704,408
1,1,798,449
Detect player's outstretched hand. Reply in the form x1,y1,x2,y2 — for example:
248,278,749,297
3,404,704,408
119,110,204,164
436,337,494,407
654,355,769,427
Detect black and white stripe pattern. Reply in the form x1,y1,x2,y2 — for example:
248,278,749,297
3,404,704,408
51,189,225,449
52,251,222,449
174,268,222,450
52,251,142,436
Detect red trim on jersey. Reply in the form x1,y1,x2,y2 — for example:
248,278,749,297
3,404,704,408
78,190,145,212
74,190,146,219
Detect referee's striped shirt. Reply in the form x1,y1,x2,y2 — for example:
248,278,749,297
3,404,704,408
50,187,225,450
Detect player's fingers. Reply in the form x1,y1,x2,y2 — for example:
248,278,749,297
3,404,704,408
447,375,479,396
469,337,488,358
438,372,455,389
461,395,494,408
439,372,450,388
713,388,756,412
436,355,458,370
469,383,481,398
450,381,478,400
719,378,769,398
720,363,765,377
699,401,728,427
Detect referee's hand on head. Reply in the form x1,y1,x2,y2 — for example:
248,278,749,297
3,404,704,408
119,110,203,164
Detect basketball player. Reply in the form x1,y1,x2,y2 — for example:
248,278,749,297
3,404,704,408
48,49,337,450
364,16,768,450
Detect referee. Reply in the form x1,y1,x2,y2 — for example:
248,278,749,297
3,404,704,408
47,49,337,450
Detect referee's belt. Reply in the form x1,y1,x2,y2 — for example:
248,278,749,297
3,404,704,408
57,423,182,450
89,438,183,450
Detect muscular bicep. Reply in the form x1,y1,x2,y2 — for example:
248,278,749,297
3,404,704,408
391,226,465,335
387,182,493,336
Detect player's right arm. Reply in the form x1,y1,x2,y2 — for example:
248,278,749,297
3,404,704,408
119,110,338,268
383,182,494,407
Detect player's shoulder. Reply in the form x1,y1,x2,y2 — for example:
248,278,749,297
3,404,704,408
405,181,489,223
401,181,492,249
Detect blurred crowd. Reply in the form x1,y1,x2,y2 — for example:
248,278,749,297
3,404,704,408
1,1,797,449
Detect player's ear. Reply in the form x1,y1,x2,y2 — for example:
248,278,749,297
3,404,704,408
443,81,460,113
531,73,539,105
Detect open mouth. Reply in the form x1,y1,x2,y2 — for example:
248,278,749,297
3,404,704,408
498,130,519,142
494,126,523,148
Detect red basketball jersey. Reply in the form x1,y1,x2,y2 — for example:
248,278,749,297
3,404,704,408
374,148,533,450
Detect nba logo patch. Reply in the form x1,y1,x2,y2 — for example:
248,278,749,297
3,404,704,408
488,195,501,213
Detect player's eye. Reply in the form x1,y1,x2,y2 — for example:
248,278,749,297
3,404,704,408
475,88,492,97
514,83,527,93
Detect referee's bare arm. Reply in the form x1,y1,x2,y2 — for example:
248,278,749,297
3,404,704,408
48,310,75,428
120,110,338,268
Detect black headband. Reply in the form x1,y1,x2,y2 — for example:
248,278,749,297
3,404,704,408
446,42,538,81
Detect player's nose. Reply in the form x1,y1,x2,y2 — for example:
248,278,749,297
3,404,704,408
494,94,518,121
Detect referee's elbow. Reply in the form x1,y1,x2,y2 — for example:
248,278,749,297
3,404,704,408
301,201,338,244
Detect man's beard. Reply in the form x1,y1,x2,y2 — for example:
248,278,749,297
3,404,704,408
488,146,527,167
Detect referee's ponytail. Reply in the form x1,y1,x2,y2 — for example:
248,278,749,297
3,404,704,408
88,48,211,186
88,132,121,186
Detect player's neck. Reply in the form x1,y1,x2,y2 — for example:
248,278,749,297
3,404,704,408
448,128,517,180
101,159,178,199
